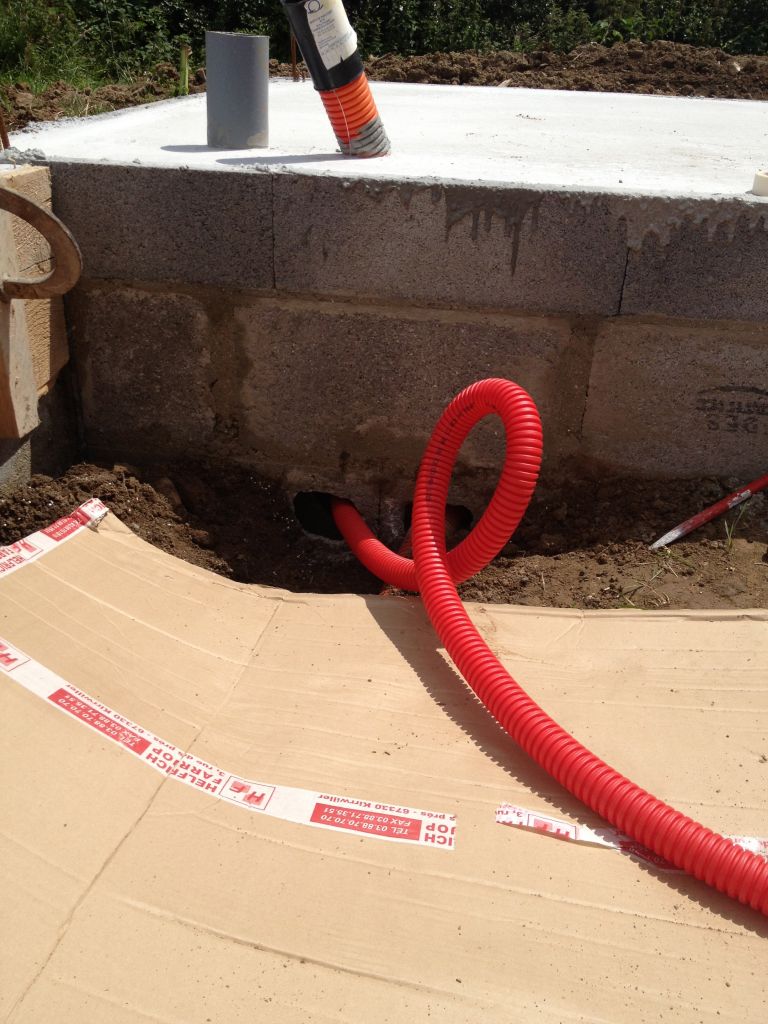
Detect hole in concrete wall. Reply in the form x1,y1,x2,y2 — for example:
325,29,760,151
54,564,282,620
402,502,473,535
293,491,343,540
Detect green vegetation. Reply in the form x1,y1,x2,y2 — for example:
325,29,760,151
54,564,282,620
2,0,767,91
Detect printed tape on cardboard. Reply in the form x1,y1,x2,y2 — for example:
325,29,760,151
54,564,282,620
0,498,108,579
0,635,456,849
496,802,767,871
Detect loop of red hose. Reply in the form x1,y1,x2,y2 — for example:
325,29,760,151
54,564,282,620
331,378,768,915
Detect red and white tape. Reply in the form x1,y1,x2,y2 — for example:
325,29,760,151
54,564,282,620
0,502,455,847
0,633,456,849
496,802,767,871
0,498,108,578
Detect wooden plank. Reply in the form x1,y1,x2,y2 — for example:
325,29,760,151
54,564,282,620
0,166,70,395
0,209,39,438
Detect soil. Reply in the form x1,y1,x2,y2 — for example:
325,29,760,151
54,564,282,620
365,40,768,98
1,64,207,133
1,463,766,610
3,41,767,132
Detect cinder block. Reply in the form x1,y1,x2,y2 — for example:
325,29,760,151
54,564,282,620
618,196,768,321
66,286,591,506
581,319,768,479
70,287,217,461
0,437,30,493
30,383,78,478
0,376,73,492
233,299,590,508
273,176,628,316
50,163,273,289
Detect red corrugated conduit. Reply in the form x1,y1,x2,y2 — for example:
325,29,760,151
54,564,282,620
319,73,388,154
332,378,768,915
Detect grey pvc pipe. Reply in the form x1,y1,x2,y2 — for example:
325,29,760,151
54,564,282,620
206,32,269,149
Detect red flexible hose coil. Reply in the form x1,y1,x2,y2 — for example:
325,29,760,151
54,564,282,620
332,378,768,915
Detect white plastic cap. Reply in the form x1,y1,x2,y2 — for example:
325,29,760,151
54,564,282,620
753,169,768,197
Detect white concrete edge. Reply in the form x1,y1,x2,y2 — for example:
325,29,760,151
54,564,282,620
5,152,765,205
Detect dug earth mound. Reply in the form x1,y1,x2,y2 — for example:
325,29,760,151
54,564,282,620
3,41,767,131
1,464,765,609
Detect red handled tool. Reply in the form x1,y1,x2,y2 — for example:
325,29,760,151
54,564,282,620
649,473,768,550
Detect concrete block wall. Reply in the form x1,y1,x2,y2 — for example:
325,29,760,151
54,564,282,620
52,162,768,515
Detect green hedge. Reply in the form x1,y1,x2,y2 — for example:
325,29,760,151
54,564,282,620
1,0,766,85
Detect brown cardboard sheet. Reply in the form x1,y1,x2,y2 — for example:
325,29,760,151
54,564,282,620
1,512,766,1022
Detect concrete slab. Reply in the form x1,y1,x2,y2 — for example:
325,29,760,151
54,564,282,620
15,82,767,199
